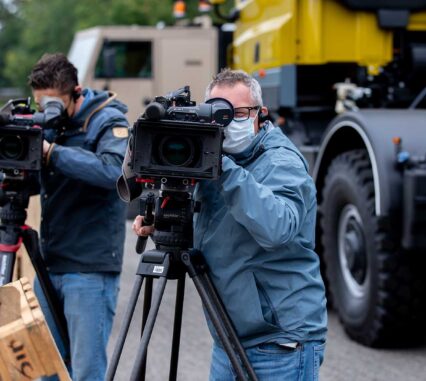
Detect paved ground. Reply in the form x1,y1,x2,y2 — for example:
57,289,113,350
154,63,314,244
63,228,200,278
107,222,426,380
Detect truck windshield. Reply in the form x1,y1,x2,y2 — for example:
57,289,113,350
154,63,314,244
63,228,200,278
95,40,152,79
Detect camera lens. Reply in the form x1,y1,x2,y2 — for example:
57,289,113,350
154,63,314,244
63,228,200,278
158,136,195,167
0,135,26,160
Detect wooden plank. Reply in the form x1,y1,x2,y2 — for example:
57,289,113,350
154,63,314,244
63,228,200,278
0,278,71,381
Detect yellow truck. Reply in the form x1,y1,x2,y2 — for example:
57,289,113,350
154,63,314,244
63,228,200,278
211,0,426,347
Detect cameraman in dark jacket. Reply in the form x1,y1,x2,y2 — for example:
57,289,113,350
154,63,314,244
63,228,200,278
29,53,128,381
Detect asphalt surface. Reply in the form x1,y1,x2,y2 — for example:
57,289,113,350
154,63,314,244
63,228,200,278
107,222,426,380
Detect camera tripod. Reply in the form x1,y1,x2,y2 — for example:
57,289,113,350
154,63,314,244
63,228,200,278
106,186,258,381
0,178,69,351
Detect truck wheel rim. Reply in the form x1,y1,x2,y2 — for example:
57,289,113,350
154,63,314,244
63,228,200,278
338,204,368,298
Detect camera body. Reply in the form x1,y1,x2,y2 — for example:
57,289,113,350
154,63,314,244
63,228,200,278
130,86,233,181
0,97,65,171
0,124,43,171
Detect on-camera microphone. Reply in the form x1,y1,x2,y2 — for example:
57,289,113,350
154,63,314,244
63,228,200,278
144,102,166,121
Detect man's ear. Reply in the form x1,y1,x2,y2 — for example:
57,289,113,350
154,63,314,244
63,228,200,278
72,85,83,101
258,107,269,124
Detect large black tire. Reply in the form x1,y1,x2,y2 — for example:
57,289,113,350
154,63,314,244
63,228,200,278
320,149,426,347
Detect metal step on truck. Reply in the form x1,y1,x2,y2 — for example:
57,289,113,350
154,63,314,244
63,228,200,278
209,0,426,347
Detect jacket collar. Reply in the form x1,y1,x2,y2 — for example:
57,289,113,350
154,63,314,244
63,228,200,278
73,89,128,132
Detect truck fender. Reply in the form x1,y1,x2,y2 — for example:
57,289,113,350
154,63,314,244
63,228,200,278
313,110,426,217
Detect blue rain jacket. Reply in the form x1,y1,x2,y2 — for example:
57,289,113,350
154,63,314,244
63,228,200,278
193,123,327,348
40,89,129,273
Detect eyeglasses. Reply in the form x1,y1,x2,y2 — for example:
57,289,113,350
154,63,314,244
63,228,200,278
233,106,261,121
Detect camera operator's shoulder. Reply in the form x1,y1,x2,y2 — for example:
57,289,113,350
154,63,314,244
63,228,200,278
85,107,129,139
261,134,305,166
257,146,309,183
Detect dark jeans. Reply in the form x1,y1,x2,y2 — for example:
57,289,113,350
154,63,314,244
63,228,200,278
34,272,119,381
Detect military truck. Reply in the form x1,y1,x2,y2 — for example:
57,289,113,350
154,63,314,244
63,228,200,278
68,24,219,123
210,0,426,347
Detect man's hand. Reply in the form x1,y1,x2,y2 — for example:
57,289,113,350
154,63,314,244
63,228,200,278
43,140,51,157
132,215,155,237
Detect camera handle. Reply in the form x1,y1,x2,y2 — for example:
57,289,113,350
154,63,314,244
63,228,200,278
135,192,156,254
0,200,70,353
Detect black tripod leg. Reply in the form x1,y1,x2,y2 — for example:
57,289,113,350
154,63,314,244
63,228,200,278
169,275,186,381
106,274,145,381
130,275,168,381
191,273,251,381
21,228,70,351
0,251,15,285
182,251,258,381
200,272,258,381
138,276,153,381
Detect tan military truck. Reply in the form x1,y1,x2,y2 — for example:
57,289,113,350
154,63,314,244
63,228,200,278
68,25,219,124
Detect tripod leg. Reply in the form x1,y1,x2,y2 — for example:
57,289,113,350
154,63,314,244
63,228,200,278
191,274,251,381
181,251,258,381
137,276,153,381
169,275,186,381
106,274,145,381
0,251,15,285
0,222,21,286
22,228,70,351
130,275,168,381
200,272,258,381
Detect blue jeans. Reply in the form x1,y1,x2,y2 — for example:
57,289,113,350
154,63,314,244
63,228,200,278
34,272,120,381
209,340,325,381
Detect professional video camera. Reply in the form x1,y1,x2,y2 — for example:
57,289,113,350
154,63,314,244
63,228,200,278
129,85,233,183
117,85,233,248
0,97,65,171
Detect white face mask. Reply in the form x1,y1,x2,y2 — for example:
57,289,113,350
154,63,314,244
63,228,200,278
223,113,258,154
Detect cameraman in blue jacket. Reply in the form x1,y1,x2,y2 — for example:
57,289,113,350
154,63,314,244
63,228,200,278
28,53,129,381
134,68,327,380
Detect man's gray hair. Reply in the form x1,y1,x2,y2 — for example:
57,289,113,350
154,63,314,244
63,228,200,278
205,68,263,107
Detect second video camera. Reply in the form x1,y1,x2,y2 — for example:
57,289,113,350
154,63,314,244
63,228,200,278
130,86,233,181
0,97,66,171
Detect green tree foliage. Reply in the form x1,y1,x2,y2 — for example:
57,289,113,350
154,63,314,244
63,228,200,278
0,0,21,87
0,0,231,92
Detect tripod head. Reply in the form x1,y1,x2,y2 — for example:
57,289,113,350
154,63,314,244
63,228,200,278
0,170,35,225
0,170,36,287
136,178,197,253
